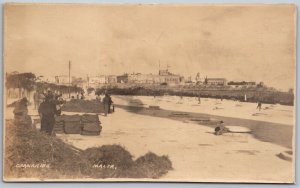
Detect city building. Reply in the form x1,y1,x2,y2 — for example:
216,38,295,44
227,81,256,87
107,75,117,84
72,77,86,88
88,75,106,87
205,78,227,86
117,74,129,83
158,69,181,85
128,73,155,84
125,69,181,85
37,76,56,83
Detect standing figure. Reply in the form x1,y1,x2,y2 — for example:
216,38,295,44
38,95,59,135
102,94,110,116
33,91,40,109
198,94,201,104
96,94,101,102
257,101,262,111
108,94,113,113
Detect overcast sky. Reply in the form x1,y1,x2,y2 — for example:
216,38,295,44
4,4,296,90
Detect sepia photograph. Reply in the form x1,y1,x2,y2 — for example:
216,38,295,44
2,3,296,183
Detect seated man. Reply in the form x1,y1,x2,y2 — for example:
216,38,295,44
214,121,229,135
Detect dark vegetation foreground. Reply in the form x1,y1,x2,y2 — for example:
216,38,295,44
4,120,172,180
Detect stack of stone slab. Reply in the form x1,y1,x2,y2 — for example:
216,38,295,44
81,114,102,136
63,115,82,134
54,114,101,135
54,115,65,134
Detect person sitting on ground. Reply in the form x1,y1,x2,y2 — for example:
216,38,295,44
214,121,229,136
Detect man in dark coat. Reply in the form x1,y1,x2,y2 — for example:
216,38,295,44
108,94,113,113
38,95,59,135
102,94,110,116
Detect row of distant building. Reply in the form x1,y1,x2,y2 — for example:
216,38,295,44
37,69,262,89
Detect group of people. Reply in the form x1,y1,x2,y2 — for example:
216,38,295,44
76,92,85,100
37,90,114,136
94,92,114,116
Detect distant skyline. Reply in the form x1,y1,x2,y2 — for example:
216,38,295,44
4,4,296,91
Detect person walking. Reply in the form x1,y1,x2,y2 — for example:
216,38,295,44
38,94,59,135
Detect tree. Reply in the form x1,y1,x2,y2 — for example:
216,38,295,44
6,72,36,99
256,82,265,88
6,72,36,90
87,87,95,95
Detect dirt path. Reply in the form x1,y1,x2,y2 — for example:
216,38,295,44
56,107,293,182
115,104,293,149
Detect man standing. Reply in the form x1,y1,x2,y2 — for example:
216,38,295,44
102,94,110,116
257,101,262,111
108,94,113,113
38,94,58,135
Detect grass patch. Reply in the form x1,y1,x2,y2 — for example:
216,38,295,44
4,120,172,180
61,99,104,113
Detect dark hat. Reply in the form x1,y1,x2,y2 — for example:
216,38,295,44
20,97,28,104
45,94,53,101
